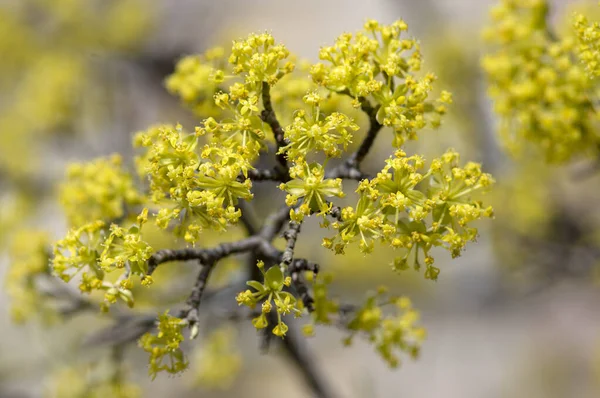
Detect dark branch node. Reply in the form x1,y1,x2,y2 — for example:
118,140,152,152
289,258,318,312
328,205,343,222
281,221,302,268
238,167,289,183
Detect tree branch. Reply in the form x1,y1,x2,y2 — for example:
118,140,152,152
349,99,382,165
250,167,289,182
279,220,314,310
178,261,216,338
259,205,292,242
236,201,259,236
290,258,319,311
326,97,382,180
326,164,369,180
281,221,302,268
238,167,289,183
260,81,289,174
147,236,279,275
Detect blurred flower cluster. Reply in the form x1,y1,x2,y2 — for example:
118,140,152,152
482,0,600,163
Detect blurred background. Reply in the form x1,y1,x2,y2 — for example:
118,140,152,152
2,0,600,397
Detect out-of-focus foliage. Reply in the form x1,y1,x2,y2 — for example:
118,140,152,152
489,160,556,275
189,326,242,389
482,0,600,163
59,155,143,228
482,0,600,291
46,360,141,398
0,0,151,177
4,229,54,324
343,292,426,368
422,30,488,160
0,0,151,246
139,311,188,379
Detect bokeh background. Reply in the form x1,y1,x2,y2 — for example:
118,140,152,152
2,0,600,397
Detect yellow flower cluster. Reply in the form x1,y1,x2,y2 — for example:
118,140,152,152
228,33,293,85
200,93,267,160
311,19,451,147
165,48,228,118
51,216,153,311
305,272,339,326
138,311,188,379
134,124,251,243
323,149,494,279
167,43,359,128
281,91,359,159
270,61,325,124
574,12,600,78
46,365,141,398
236,261,301,337
167,33,294,131
346,294,426,368
59,155,142,227
482,0,600,162
280,161,345,222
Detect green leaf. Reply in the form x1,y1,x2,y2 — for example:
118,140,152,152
376,106,387,125
183,134,198,151
264,266,284,292
408,220,426,233
246,280,266,293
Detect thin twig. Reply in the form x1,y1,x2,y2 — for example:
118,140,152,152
147,236,279,275
326,164,369,180
260,81,289,173
39,274,98,316
259,205,292,242
290,258,320,274
237,201,259,236
290,258,319,311
246,167,289,182
178,261,216,338
349,99,383,165
326,96,381,180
